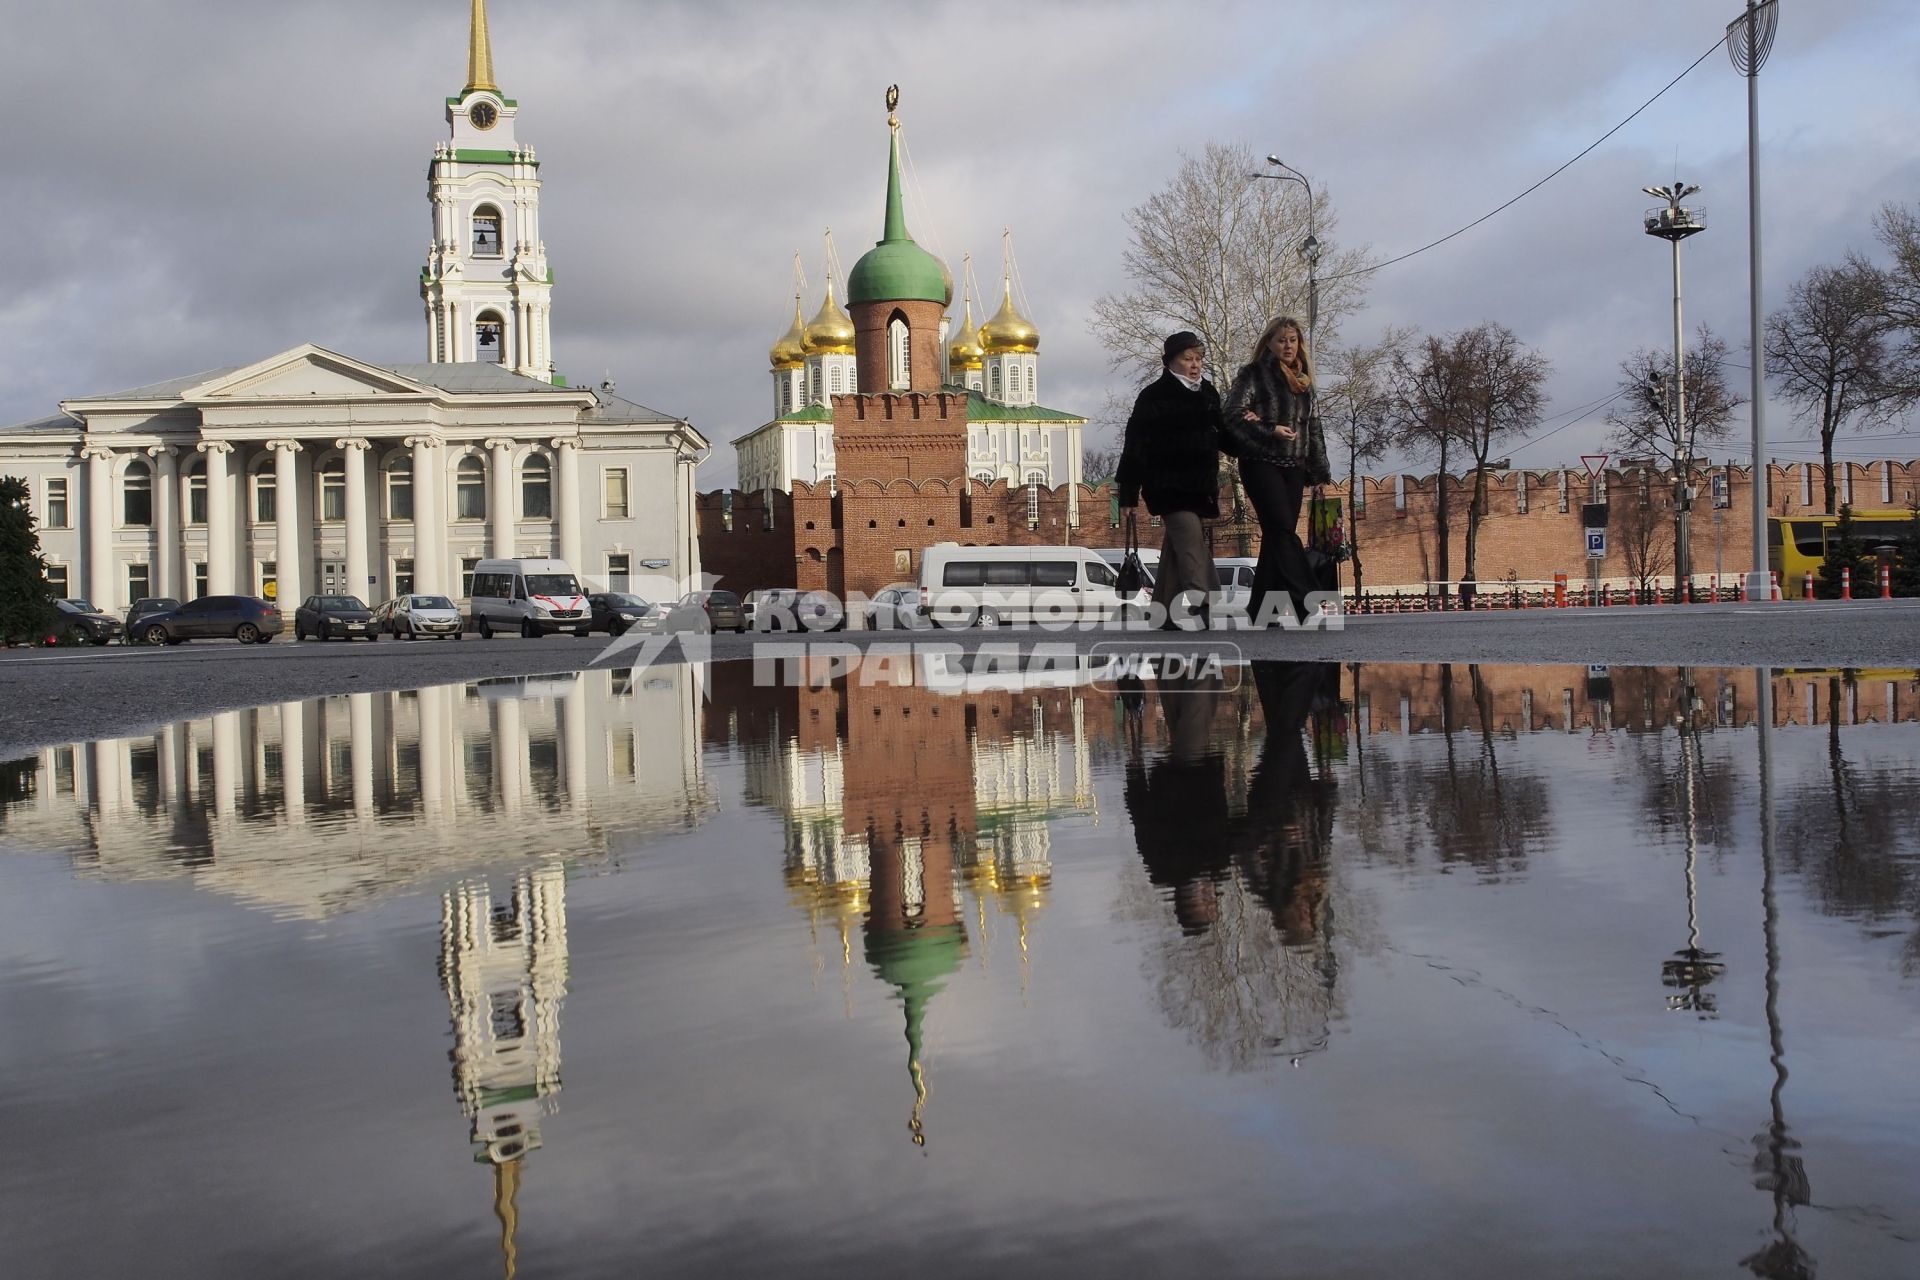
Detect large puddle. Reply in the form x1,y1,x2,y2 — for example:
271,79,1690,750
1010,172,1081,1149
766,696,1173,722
3,661,1918,1278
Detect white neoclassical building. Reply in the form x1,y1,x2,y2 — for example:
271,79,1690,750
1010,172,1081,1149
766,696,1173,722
0,1,707,614
1,346,704,612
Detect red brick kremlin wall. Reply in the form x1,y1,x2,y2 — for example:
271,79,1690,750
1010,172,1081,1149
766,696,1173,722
698,459,1919,599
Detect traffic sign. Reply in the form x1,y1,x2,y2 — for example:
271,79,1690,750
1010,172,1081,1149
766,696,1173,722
1581,453,1610,477
1585,529,1606,558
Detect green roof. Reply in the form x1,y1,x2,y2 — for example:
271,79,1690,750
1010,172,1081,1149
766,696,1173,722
847,129,947,306
960,390,1087,423
775,403,833,424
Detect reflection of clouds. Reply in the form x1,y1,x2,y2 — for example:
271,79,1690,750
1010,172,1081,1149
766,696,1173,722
2,668,716,918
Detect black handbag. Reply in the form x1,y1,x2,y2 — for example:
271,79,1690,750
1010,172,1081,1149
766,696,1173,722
1115,511,1148,597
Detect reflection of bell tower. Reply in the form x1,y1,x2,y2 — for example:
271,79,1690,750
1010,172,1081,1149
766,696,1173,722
440,865,569,1277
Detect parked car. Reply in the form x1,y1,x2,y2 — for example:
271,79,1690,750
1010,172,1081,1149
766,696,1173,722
125,597,181,635
468,558,591,638
862,583,929,631
918,543,1129,628
747,587,843,632
385,593,465,640
134,596,283,646
586,592,662,636
660,590,747,634
54,599,124,646
294,595,377,641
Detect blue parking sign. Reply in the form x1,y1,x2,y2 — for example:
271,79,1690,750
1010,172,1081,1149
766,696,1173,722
1585,530,1606,558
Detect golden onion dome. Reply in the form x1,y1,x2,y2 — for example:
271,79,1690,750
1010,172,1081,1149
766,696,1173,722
940,260,955,308
979,281,1040,354
947,296,984,370
802,279,857,356
769,295,807,369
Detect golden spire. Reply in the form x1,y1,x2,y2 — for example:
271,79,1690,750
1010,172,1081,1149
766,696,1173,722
493,1159,521,1280
466,0,499,94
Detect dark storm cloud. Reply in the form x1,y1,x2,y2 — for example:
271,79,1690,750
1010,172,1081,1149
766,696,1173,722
4,1,1915,483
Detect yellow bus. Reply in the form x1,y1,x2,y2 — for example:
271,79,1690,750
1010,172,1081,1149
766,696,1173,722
1768,510,1911,598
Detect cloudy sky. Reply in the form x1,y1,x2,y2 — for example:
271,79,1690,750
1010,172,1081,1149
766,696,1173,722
5,0,1916,487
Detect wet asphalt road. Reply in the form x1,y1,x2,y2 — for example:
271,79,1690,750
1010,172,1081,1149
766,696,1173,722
2,599,1916,757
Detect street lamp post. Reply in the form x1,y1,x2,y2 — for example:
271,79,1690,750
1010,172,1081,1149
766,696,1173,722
1643,182,1705,596
1729,0,1780,604
1252,156,1319,359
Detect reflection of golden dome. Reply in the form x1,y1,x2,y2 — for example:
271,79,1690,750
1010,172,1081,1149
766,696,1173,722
802,279,856,356
979,281,1039,354
769,295,806,369
947,296,983,370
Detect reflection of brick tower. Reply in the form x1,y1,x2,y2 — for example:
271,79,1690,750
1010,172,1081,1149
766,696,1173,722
842,663,973,1145
440,865,568,1277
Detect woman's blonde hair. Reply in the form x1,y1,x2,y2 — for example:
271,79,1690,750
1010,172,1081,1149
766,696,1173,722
1251,315,1311,381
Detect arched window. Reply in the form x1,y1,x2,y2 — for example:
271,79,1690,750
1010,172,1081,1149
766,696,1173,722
887,314,911,390
778,380,791,415
808,365,822,405
1026,473,1043,528
828,365,842,394
385,457,413,520
318,456,346,522
521,455,552,519
988,364,1002,400
472,205,503,258
1026,365,1036,399
122,459,152,527
252,463,276,524
185,461,207,526
973,471,996,485
475,311,506,364
456,456,487,520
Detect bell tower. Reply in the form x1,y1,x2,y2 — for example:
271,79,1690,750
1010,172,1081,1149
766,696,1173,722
421,0,556,380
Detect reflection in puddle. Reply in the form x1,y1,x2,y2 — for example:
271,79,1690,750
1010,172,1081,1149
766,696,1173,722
2,662,1919,1277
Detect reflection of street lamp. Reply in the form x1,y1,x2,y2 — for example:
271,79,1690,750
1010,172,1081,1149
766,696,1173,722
1251,156,1320,358
1661,697,1724,1014
1643,182,1705,595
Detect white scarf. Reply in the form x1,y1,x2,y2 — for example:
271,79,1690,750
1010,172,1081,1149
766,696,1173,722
1171,369,1203,392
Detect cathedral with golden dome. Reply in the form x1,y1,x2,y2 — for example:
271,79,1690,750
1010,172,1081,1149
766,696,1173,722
732,93,1086,496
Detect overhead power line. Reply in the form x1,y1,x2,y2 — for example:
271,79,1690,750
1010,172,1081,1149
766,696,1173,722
1325,32,1733,285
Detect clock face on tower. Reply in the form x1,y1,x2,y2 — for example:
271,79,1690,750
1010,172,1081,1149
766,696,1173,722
468,101,498,130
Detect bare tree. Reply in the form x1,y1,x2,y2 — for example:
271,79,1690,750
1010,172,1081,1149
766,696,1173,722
1456,324,1550,584
1612,473,1674,595
1605,327,1744,581
1319,328,1412,597
1850,201,1920,399
1090,141,1375,384
1392,334,1478,597
1082,444,1122,486
1767,263,1902,513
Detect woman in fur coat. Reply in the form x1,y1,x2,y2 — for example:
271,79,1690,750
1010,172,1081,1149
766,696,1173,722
1116,331,1226,629
1223,316,1321,625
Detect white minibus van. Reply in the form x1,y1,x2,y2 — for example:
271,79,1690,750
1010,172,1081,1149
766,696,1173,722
467,558,592,638
918,543,1125,628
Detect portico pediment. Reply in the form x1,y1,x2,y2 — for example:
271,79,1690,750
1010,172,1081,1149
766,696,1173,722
185,345,434,403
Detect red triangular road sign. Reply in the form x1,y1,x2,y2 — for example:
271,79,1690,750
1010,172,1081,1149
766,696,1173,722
1581,453,1610,477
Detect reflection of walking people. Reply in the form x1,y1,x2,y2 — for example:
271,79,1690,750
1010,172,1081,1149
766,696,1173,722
1124,672,1232,932
1224,317,1327,626
1117,331,1224,630
1234,663,1340,948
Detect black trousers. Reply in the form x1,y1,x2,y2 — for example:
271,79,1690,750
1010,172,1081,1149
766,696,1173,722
1241,459,1313,624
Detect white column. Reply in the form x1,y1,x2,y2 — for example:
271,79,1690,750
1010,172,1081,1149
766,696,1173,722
82,445,115,607
268,440,303,616
280,701,306,827
552,437,582,570
201,442,235,595
349,693,374,819
419,685,446,816
562,681,589,809
338,438,372,601
486,438,515,558
150,446,179,599
494,699,523,815
408,436,441,594
211,711,240,818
